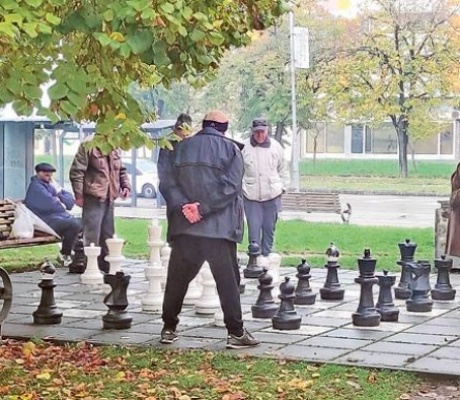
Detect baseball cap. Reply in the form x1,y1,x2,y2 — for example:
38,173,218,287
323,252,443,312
35,162,56,173
252,118,269,131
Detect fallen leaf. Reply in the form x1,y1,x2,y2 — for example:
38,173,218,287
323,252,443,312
346,381,361,390
15,358,25,365
36,372,51,381
22,342,36,357
368,373,377,383
312,373,321,378
399,394,411,400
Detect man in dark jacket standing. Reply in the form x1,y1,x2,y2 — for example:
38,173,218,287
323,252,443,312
158,110,260,349
69,135,131,272
25,163,81,267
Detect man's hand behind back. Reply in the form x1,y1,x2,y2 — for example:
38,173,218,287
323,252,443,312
182,202,202,224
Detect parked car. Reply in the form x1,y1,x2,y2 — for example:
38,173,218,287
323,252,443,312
122,158,159,198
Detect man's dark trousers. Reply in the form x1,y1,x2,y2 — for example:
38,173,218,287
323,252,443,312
48,217,82,255
82,195,114,271
162,235,244,336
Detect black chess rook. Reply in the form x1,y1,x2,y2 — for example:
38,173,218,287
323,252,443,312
376,270,399,322
431,255,456,301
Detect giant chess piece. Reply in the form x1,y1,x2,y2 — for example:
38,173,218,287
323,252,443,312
431,255,456,301
105,235,126,275
252,268,278,318
68,232,86,274
142,261,163,312
352,249,381,327
294,259,316,305
103,271,132,329
81,243,103,285
394,239,417,300
148,220,166,283
183,275,202,306
243,241,264,278
160,243,171,288
195,262,220,315
268,252,282,284
272,277,302,330
320,243,345,300
406,260,433,313
376,270,399,322
237,257,246,294
33,259,63,325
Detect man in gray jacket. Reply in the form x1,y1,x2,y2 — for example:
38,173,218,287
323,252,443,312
242,118,290,256
158,110,259,349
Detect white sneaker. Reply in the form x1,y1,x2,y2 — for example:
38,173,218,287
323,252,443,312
57,253,73,267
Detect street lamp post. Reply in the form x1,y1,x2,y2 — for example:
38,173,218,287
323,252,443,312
289,10,300,191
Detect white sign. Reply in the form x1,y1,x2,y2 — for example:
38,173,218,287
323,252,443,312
293,27,309,69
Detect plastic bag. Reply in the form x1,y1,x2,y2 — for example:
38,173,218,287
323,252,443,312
11,203,34,239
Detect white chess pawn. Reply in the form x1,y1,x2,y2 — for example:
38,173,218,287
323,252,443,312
267,252,282,284
160,243,171,288
183,274,202,306
105,235,126,274
195,262,220,315
142,261,163,312
81,243,103,285
214,306,225,327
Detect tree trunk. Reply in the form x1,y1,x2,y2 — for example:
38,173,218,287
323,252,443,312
274,122,284,145
313,135,317,166
396,120,409,178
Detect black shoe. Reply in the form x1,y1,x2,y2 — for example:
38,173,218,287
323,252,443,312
226,329,260,349
160,328,178,344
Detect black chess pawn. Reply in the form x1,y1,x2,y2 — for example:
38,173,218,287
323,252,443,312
406,260,433,312
33,259,63,325
251,268,278,319
320,242,345,300
68,233,86,274
376,270,399,322
272,277,302,330
431,255,456,301
352,249,381,327
294,259,316,305
394,239,417,300
102,271,132,329
243,241,264,279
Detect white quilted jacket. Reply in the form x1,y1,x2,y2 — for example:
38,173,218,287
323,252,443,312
241,138,290,202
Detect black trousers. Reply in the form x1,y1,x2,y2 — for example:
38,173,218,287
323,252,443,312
48,217,82,256
162,235,244,336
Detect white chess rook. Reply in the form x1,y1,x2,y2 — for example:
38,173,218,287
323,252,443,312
142,261,164,312
195,262,220,315
81,243,103,285
105,235,126,275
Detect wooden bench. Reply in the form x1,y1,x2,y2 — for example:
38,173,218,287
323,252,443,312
0,200,59,250
282,191,352,223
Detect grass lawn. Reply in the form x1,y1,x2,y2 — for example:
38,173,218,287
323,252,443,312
0,219,433,273
0,339,420,400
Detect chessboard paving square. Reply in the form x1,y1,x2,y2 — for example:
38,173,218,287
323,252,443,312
358,341,438,356
263,325,332,336
88,331,152,345
421,346,460,360
278,345,351,361
405,357,460,375
404,324,460,336
334,350,413,368
343,322,412,333
296,336,373,349
320,328,394,340
381,332,457,345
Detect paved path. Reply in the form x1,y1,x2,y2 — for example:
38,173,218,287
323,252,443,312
113,194,446,228
4,262,460,376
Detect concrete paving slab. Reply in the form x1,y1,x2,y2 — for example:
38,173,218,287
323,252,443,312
335,351,412,368
279,345,350,361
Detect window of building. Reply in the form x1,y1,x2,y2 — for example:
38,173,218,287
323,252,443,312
326,123,344,153
306,123,325,153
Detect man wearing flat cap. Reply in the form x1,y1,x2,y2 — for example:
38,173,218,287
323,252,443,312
242,117,290,258
158,110,259,349
24,163,81,267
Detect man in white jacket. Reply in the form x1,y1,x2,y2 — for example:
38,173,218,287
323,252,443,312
242,118,290,256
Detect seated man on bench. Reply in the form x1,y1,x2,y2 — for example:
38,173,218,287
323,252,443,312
24,163,82,267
